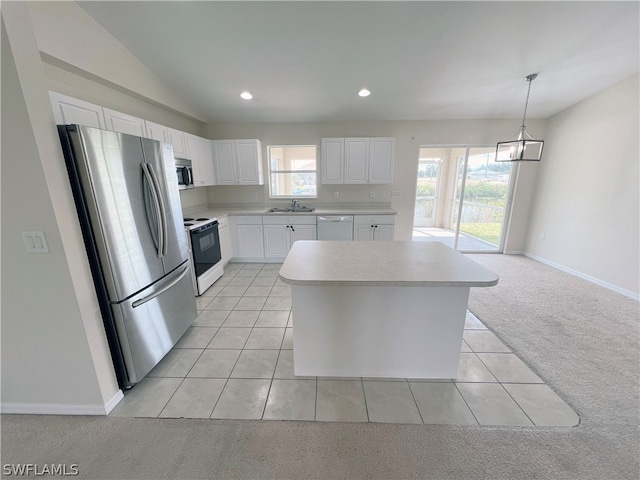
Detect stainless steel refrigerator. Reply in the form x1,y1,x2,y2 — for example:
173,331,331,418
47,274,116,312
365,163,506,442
58,125,197,389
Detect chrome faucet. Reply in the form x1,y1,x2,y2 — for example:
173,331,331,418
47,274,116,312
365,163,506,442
291,199,300,210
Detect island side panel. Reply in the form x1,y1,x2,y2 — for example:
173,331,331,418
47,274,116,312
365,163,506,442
291,284,470,378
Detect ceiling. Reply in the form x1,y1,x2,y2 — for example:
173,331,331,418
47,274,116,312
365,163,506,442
78,1,639,124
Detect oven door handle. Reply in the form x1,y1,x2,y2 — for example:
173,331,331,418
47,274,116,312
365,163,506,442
132,265,189,308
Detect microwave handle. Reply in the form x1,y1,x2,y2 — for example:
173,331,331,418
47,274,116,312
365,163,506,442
186,167,193,186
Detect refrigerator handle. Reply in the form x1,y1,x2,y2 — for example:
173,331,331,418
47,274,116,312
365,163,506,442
141,163,164,257
132,264,190,308
146,163,168,257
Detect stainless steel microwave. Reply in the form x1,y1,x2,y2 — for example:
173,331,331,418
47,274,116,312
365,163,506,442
175,158,194,190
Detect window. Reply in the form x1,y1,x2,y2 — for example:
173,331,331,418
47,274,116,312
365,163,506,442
268,145,317,198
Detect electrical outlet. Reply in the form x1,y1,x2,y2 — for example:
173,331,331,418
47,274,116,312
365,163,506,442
392,191,401,198
333,192,339,199
380,191,386,199
252,191,258,199
539,232,546,240
369,191,376,198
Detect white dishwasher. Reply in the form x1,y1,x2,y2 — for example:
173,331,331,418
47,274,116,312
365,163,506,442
317,215,354,240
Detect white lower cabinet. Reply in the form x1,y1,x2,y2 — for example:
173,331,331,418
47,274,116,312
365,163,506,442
263,216,316,259
353,215,395,241
218,216,232,265
231,216,264,259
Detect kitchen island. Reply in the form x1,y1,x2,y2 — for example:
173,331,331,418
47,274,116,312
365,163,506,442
278,241,499,379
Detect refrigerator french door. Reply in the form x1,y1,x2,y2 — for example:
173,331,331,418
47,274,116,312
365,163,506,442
58,125,197,389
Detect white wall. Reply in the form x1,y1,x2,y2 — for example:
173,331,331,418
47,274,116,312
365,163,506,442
26,1,206,125
525,73,639,297
1,4,118,413
1,1,214,414
204,119,543,247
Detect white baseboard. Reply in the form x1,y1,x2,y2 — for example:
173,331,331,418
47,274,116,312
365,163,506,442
524,252,639,301
104,390,124,414
1,390,124,416
503,250,524,255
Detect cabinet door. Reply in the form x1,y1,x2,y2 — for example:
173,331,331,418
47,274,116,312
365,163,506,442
187,134,216,186
144,121,168,142
321,138,344,184
236,225,264,257
212,140,237,185
49,92,105,128
219,225,232,265
369,138,395,184
103,108,147,137
374,225,395,241
354,225,374,241
166,128,187,158
291,224,317,244
235,139,264,185
263,225,289,257
344,138,369,184
196,137,216,185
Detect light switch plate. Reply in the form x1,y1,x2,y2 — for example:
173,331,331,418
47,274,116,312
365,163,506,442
22,231,50,254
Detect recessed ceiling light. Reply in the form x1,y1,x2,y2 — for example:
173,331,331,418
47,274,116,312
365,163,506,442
358,88,371,97
240,91,253,100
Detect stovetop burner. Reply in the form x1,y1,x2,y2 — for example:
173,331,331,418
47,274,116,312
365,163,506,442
196,218,209,221
184,222,194,226
184,217,194,221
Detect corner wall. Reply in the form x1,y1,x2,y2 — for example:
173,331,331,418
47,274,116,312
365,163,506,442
1,4,120,413
525,73,639,298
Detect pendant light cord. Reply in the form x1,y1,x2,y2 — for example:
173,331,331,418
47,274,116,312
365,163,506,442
521,73,537,129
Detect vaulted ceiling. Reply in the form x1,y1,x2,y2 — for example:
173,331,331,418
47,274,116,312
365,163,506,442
78,1,639,123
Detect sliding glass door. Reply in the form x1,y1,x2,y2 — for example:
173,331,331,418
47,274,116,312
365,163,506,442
452,147,514,251
413,146,515,252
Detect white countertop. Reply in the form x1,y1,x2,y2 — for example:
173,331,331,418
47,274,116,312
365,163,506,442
186,207,398,219
278,241,499,287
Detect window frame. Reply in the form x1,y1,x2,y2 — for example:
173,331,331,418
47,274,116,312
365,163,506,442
267,144,318,199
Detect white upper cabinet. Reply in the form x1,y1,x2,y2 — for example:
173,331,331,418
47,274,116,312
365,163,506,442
368,138,395,184
321,137,395,184
211,141,236,185
185,133,216,186
321,138,344,184
144,120,168,142
144,121,188,158
212,139,264,185
166,128,187,158
49,92,106,129
345,138,370,184
103,108,147,137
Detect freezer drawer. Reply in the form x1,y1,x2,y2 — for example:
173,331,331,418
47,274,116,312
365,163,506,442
111,263,197,385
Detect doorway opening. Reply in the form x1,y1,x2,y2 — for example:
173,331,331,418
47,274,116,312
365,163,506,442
412,146,515,253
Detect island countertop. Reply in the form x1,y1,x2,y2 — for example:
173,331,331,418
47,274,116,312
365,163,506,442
279,241,499,287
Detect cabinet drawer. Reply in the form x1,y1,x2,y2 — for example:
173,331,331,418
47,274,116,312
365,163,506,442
354,215,395,225
232,215,263,225
262,215,316,225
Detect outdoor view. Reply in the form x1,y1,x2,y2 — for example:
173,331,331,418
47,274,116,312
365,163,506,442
414,147,512,252
453,148,512,248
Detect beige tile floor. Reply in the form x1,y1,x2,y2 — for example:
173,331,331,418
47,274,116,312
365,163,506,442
110,263,579,426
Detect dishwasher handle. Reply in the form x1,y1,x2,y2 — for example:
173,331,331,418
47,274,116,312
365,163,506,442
317,216,353,223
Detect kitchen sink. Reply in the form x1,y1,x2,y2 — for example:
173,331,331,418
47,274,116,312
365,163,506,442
265,207,315,213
